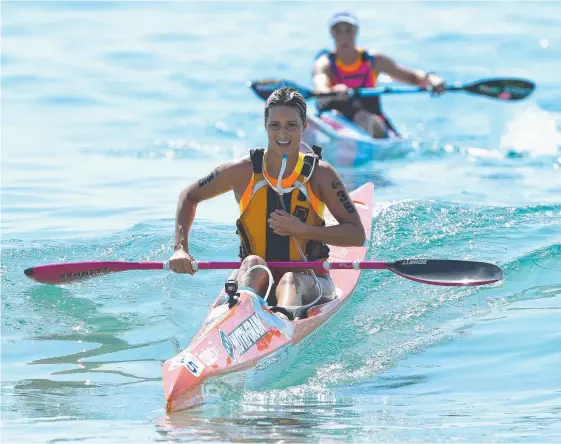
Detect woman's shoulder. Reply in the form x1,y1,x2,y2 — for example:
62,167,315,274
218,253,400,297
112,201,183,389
309,159,340,199
314,159,338,181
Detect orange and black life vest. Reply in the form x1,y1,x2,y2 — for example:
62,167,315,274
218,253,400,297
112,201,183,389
236,147,330,262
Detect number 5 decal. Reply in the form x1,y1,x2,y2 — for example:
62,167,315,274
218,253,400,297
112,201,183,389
169,351,205,377
186,360,199,374
183,353,204,377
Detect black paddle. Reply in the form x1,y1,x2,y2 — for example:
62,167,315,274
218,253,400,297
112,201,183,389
385,259,503,286
248,77,535,102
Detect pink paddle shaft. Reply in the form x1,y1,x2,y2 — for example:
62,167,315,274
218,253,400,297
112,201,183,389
194,261,387,270
24,260,387,285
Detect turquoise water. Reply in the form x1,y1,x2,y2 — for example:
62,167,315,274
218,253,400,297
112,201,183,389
2,2,560,442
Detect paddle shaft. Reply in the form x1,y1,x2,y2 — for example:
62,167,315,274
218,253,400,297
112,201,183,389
193,261,386,270
24,260,386,284
312,83,517,99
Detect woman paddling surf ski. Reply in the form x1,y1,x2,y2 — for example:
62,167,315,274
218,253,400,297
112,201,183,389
168,87,366,321
313,11,446,138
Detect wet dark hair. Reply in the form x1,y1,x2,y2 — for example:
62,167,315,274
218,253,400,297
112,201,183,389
264,87,307,124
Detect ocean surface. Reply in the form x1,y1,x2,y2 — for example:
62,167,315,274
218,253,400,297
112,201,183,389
2,1,560,442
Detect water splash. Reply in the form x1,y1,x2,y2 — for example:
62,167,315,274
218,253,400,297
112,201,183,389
499,105,561,157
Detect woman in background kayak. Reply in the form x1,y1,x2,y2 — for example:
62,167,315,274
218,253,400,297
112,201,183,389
168,87,366,320
313,11,446,138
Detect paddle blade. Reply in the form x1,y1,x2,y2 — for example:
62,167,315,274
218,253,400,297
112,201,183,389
388,259,503,286
24,261,166,285
463,78,535,101
247,79,315,101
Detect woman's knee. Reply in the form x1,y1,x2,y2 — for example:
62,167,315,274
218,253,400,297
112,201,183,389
354,111,386,138
353,110,368,126
318,276,336,300
241,255,266,268
277,272,296,287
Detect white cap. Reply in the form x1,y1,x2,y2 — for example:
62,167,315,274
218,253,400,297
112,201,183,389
328,12,359,29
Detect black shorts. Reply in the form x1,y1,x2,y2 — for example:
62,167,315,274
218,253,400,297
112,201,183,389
319,98,363,121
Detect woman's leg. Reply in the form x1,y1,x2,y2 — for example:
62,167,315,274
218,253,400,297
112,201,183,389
217,255,271,300
354,109,387,138
275,272,336,307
